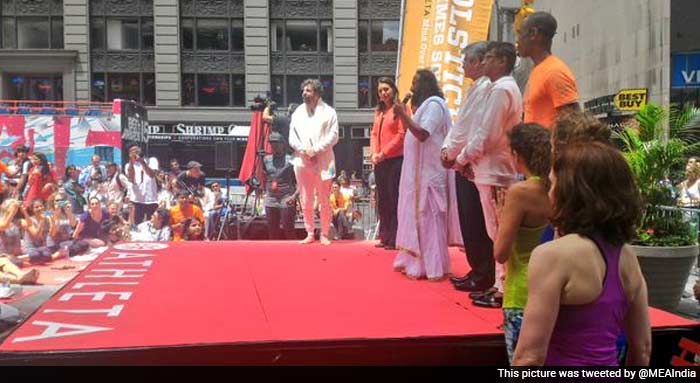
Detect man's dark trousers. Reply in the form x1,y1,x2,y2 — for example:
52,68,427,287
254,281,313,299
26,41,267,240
456,172,494,284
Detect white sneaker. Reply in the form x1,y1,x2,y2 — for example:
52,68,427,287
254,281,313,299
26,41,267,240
299,234,314,244
320,235,331,246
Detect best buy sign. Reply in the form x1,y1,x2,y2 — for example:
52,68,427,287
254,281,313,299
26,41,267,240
614,89,648,112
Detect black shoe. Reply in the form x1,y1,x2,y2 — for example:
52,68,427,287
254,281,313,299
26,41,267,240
469,287,498,300
473,293,503,309
449,274,471,284
454,277,494,292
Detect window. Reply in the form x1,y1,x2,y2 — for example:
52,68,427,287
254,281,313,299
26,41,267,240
358,75,395,109
91,17,153,50
181,73,245,107
180,18,244,51
359,20,399,53
271,20,333,52
1,16,63,49
91,73,156,105
7,74,63,101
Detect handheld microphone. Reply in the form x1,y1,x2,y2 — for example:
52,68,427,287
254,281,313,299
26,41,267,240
401,92,412,105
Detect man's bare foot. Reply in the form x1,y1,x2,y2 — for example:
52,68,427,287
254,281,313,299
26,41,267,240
18,269,40,285
299,234,314,244
320,235,331,246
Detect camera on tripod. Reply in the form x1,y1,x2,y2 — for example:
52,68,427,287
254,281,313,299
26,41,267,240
250,93,276,112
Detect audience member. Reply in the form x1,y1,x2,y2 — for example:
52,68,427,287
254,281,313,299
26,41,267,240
0,199,25,265
63,164,86,214
512,142,651,366
170,190,205,241
330,181,353,240
487,123,552,362
678,157,700,207
393,69,461,281
182,218,205,241
9,145,31,199
78,154,107,194
23,152,55,209
178,161,207,197
73,197,110,244
20,199,66,264
125,144,159,225
132,209,172,242
105,162,131,204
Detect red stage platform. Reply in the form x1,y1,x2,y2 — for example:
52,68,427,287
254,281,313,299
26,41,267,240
0,241,697,365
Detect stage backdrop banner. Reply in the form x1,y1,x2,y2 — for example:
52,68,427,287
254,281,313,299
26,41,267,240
397,0,494,117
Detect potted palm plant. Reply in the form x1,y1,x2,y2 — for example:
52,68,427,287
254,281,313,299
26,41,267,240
615,103,700,311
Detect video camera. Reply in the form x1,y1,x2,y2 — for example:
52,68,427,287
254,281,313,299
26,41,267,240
250,93,276,112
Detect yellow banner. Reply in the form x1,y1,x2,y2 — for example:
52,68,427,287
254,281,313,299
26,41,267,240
397,0,494,117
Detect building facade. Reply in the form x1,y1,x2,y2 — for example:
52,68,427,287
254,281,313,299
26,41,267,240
0,0,402,178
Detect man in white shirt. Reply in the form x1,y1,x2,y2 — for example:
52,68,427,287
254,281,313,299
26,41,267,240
124,144,159,225
79,154,107,197
105,162,131,204
455,42,523,302
441,41,497,293
289,79,339,245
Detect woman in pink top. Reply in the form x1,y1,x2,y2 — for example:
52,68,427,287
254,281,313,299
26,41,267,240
512,142,651,366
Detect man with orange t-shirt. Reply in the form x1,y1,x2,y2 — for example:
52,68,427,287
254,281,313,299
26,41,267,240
517,11,580,129
170,190,205,241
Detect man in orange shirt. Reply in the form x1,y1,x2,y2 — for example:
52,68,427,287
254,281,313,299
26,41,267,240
517,11,580,129
170,190,205,241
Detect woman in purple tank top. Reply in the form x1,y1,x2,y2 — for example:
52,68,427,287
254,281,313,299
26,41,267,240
512,142,651,366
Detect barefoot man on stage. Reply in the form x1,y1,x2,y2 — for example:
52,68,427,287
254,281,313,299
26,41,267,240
289,79,339,245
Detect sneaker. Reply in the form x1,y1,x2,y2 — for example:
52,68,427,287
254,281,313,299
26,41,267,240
320,235,332,246
299,234,314,244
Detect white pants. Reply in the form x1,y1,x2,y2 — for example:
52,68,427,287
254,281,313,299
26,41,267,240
476,183,506,292
294,165,332,237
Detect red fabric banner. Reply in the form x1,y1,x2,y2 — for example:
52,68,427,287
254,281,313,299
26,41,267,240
238,111,271,194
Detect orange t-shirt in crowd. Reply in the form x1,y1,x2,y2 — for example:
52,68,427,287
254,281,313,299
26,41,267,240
523,54,579,129
0,161,7,193
170,204,204,241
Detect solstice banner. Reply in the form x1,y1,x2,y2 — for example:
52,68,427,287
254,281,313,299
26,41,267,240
397,0,493,117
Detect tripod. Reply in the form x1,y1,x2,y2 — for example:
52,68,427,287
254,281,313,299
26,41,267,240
216,168,239,241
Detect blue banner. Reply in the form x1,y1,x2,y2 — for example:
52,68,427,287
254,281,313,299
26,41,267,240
672,52,700,88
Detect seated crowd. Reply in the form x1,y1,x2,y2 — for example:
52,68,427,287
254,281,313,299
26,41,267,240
0,142,370,284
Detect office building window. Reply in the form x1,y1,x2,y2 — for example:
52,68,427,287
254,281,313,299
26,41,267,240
182,73,245,107
180,0,245,106
91,72,155,105
90,17,153,50
271,20,332,53
0,16,64,49
358,20,399,53
7,74,63,101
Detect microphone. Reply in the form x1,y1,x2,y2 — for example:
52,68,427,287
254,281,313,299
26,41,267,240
401,92,412,105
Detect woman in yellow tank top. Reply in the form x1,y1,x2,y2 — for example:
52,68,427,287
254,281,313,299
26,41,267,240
489,123,552,364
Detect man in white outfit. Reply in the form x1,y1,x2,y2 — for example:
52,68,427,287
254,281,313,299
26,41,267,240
289,79,339,245
455,42,523,306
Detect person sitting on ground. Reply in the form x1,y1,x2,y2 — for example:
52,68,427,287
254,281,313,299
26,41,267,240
73,197,111,246
45,192,83,258
132,208,172,242
0,257,39,285
330,181,353,240
102,215,130,245
182,218,205,241
170,190,205,241
677,157,700,207
19,199,67,265
512,141,651,366
0,199,25,266
483,123,552,363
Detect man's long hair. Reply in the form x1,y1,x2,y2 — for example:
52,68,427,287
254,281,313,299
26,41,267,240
410,69,444,109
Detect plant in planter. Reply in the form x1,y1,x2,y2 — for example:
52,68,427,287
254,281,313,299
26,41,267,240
614,103,700,310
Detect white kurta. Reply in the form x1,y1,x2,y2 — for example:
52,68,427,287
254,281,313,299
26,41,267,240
394,96,462,280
